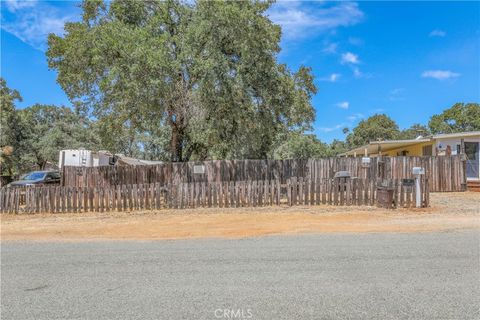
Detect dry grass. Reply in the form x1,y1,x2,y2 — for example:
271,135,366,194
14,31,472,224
1,192,478,241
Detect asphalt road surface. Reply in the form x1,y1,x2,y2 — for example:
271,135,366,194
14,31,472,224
2,230,479,320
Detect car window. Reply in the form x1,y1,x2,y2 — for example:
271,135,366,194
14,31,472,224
23,172,46,180
47,172,60,179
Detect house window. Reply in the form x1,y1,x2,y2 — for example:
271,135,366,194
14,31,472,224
422,145,433,156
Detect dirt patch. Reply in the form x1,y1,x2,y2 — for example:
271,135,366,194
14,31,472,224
1,192,478,241
428,192,479,215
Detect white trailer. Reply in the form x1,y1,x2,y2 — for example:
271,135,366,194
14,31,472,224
58,149,113,169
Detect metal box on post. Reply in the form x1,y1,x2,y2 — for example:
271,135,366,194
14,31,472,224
412,167,425,207
334,171,351,191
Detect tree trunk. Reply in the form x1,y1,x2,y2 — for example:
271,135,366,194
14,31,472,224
37,159,47,170
170,122,184,162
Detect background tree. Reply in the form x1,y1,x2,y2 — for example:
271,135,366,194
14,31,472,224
328,139,349,156
47,0,316,162
273,132,330,159
18,104,99,170
0,78,25,176
428,103,480,134
398,124,431,140
346,114,400,147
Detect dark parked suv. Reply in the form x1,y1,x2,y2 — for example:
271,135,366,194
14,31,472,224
7,171,61,187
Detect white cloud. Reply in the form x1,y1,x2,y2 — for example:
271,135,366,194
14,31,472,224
352,67,372,79
320,73,341,82
353,67,362,77
429,29,446,37
421,70,460,80
388,88,405,101
319,123,346,133
1,0,74,51
347,113,364,122
336,101,349,109
3,0,37,12
322,42,338,54
319,113,365,132
339,52,373,79
329,73,341,82
267,1,364,39
341,52,360,64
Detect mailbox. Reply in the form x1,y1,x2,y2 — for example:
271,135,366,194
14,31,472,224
412,167,425,175
334,171,351,191
361,157,371,167
412,167,425,208
334,171,351,179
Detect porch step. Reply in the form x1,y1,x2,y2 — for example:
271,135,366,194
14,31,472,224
467,180,480,192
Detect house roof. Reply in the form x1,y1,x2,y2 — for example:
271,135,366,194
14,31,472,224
341,138,431,156
432,131,480,140
341,131,480,156
116,156,164,166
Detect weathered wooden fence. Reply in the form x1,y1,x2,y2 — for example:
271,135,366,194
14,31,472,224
61,156,464,192
0,176,428,214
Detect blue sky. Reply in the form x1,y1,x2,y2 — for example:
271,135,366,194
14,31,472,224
1,1,479,143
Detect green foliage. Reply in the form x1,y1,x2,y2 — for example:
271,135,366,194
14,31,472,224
18,104,100,170
328,139,349,156
398,124,431,140
0,78,24,175
47,0,316,161
346,114,400,147
273,132,329,159
428,103,480,134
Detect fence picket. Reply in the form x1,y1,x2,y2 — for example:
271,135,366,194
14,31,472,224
1,175,432,214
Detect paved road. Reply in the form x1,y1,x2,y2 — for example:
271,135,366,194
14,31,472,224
2,231,479,320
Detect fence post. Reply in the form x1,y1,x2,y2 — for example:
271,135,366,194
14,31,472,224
460,139,467,191
286,178,291,206
424,177,430,207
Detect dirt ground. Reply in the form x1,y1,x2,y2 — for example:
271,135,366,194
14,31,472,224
1,192,478,241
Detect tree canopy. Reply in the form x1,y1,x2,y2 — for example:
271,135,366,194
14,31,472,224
398,124,431,140
47,0,316,161
428,103,480,134
273,132,330,159
0,78,25,175
2,69,479,173
1,78,100,175
346,114,400,147
18,104,99,170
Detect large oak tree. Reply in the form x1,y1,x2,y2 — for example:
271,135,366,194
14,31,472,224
47,0,316,161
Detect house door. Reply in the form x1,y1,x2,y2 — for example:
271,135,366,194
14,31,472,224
465,142,479,179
